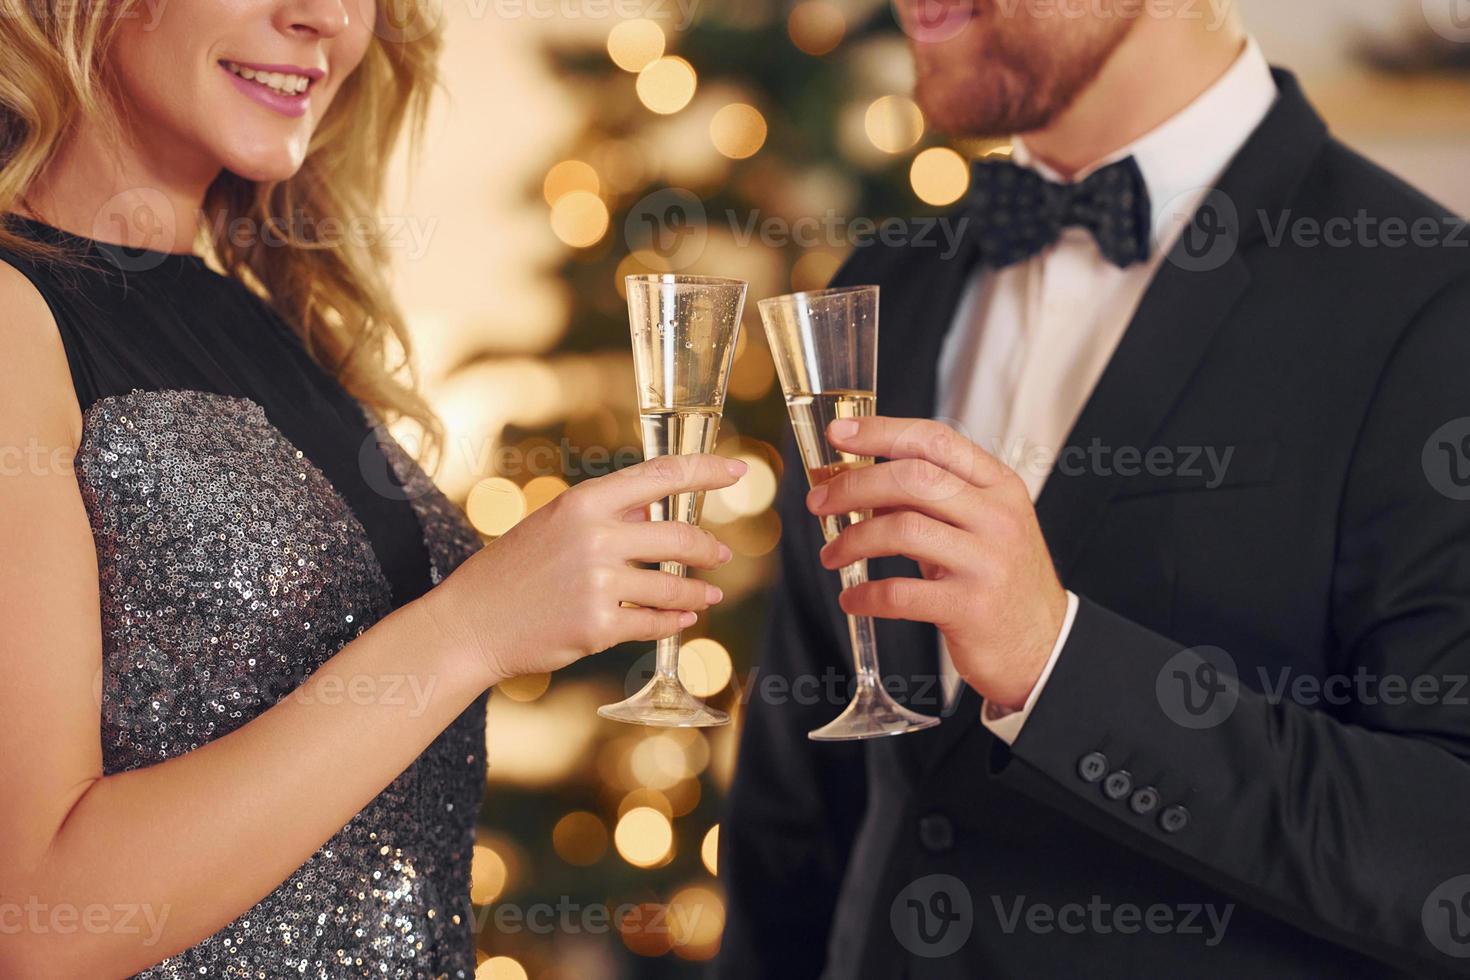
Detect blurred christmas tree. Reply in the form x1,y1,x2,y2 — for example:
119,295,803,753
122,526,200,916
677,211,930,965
465,2,990,976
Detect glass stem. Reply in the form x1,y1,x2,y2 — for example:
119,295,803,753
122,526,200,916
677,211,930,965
839,560,881,691
654,559,687,680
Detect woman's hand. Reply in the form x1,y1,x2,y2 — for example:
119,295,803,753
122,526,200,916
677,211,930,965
420,453,746,686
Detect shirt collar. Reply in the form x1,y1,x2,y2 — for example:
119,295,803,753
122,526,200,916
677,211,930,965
1011,36,1278,219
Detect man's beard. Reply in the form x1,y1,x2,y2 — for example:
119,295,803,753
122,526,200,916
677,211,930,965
911,12,1134,138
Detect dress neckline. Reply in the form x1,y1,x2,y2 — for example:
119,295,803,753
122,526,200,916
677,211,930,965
4,212,207,275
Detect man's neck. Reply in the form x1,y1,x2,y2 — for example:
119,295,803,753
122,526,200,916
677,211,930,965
1022,18,1248,180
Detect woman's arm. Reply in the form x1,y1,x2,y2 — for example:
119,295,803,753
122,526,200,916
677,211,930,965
0,262,494,977
0,262,743,977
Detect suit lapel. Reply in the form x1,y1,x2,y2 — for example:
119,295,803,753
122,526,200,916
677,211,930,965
917,68,1329,770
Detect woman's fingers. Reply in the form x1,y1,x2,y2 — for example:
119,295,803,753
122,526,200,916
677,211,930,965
586,454,746,514
619,568,722,611
618,606,698,643
621,520,731,569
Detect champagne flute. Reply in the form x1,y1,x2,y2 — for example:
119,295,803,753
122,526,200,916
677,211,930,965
598,273,746,728
758,285,940,741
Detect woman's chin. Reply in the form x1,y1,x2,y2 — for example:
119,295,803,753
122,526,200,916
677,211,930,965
216,143,307,184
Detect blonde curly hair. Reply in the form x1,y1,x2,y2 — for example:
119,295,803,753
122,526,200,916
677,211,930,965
0,0,445,462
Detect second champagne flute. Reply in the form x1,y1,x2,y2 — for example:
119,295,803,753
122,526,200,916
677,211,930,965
758,285,940,741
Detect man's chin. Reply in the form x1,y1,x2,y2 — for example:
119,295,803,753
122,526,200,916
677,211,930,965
916,76,1032,141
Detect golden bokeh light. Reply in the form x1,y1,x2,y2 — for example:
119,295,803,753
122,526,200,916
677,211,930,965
721,509,783,557
788,1,845,56
704,452,778,522
466,477,526,536
522,475,569,513
615,249,673,298
672,727,712,774
701,824,719,875
630,733,690,789
910,146,971,206
549,189,610,248
666,776,702,816
864,95,924,154
607,18,666,73
542,159,600,206
619,786,673,818
598,735,642,792
552,810,609,866
497,671,550,703
669,885,726,960
709,103,768,160
728,336,776,400
614,806,674,867
677,637,733,698
589,139,648,192
470,844,508,904
791,249,845,293
636,56,698,115
474,956,527,980
620,903,675,957
485,683,603,787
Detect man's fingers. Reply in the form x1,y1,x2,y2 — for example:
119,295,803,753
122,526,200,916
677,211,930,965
586,453,747,514
826,416,1010,487
819,511,973,572
619,568,722,611
838,577,951,625
808,458,984,530
622,521,731,569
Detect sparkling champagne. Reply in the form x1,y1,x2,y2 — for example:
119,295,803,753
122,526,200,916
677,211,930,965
639,407,721,527
785,389,876,544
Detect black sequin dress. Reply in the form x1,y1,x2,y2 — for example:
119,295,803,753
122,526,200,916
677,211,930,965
0,215,488,979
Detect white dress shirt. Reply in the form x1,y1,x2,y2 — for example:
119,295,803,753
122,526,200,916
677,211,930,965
932,37,1279,742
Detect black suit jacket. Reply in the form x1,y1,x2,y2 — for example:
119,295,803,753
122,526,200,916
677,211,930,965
718,69,1470,978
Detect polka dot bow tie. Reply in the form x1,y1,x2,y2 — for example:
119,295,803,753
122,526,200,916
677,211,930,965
961,155,1153,269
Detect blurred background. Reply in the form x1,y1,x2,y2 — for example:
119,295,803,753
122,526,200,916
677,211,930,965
374,1,1470,975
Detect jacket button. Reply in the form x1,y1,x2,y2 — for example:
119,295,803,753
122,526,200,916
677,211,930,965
918,813,955,853
1129,786,1160,815
1102,770,1132,800
1160,805,1190,833
1077,752,1108,783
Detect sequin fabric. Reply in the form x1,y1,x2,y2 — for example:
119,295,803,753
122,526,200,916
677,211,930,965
75,389,487,979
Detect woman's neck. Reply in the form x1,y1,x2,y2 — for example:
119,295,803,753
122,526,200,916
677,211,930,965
21,114,217,255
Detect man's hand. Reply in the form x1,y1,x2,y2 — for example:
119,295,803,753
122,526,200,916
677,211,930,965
808,416,1068,712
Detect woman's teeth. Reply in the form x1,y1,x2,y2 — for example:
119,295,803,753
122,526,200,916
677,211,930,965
223,60,310,95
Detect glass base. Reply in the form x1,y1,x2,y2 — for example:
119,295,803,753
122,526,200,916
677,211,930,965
808,681,940,741
598,673,730,728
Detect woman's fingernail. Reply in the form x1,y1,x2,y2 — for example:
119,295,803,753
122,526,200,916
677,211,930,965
706,584,724,604
829,419,859,439
808,483,829,509
725,458,748,476
679,611,698,627
718,543,733,563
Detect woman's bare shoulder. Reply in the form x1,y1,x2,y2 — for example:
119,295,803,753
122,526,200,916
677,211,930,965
0,256,83,448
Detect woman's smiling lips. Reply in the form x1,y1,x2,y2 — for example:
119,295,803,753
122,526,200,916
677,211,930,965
218,59,324,119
